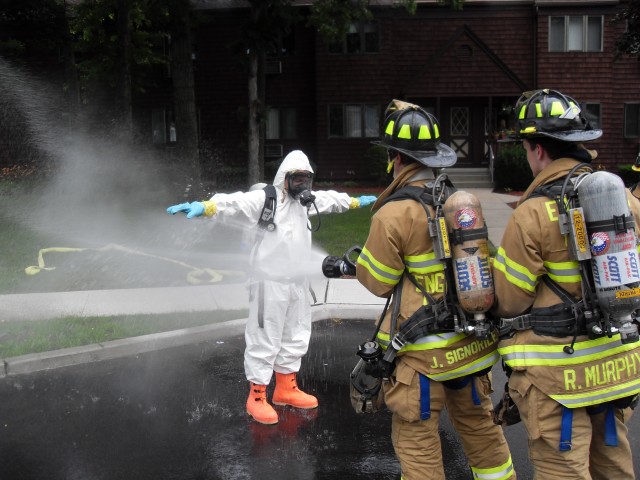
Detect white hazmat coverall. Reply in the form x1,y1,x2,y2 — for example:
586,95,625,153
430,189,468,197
208,150,353,385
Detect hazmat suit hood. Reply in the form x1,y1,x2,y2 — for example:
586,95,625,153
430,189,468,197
273,150,314,192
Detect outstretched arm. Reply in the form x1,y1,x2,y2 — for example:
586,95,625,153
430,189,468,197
166,201,217,219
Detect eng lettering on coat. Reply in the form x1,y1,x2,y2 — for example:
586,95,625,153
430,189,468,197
445,331,497,364
563,351,640,391
414,272,445,294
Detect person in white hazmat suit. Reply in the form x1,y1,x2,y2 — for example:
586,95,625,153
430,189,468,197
167,150,377,424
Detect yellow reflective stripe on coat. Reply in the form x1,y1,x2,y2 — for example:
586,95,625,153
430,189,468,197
543,260,581,283
471,456,515,480
550,377,640,408
404,252,444,274
376,330,465,350
375,331,500,380
357,246,403,285
493,246,537,292
498,335,639,368
427,350,500,381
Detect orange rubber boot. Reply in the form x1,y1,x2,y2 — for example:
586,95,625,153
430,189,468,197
272,372,318,409
246,382,278,425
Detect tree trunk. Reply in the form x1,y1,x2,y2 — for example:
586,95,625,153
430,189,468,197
247,49,260,187
169,0,202,194
116,0,133,139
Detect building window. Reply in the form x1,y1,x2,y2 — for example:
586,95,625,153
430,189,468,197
583,103,601,130
266,107,297,140
549,16,603,52
152,109,176,144
624,103,640,138
328,21,379,54
328,104,380,138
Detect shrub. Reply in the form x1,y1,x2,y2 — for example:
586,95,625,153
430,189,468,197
493,143,533,191
363,145,391,186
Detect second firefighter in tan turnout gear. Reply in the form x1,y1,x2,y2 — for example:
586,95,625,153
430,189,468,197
357,100,515,480
492,89,640,479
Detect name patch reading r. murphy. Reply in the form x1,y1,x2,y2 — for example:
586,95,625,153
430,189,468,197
563,351,640,391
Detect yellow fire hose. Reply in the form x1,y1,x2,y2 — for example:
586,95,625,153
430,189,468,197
24,244,245,285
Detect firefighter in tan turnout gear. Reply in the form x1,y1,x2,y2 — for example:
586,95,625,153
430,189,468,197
356,101,515,480
492,89,640,479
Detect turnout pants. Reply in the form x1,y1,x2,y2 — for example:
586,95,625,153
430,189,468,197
384,360,515,480
509,371,635,480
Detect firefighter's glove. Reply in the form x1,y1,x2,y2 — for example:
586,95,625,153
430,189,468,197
351,195,377,209
492,391,521,426
166,201,208,219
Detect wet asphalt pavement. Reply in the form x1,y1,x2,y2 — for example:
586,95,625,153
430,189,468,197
1,319,638,480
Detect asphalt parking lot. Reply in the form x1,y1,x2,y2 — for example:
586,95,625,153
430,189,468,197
1,319,638,480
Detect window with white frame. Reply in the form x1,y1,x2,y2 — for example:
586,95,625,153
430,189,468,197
624,103,640,138
549,16,603,52
328,21,379,54
266,107,297,140
328,104,380,138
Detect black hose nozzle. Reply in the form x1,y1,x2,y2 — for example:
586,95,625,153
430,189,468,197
322,245,362,278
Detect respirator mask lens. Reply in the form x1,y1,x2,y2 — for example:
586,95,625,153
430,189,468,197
287,172,314,204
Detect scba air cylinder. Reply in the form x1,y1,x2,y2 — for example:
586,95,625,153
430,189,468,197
578,171,640,343
443,191,495,339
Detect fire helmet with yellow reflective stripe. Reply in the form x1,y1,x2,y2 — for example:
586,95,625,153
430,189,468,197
372,102,457,168
513,88,602,142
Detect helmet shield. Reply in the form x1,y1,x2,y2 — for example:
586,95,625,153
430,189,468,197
513,89,602,142
372,105,457,168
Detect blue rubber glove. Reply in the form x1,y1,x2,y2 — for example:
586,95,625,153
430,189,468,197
358,195,377,207
166,201,205,219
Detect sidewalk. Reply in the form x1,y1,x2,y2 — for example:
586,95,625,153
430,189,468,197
0,188,518,376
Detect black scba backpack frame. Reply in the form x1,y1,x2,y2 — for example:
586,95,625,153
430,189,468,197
504,163,640,352
257,185,277,232
351,174,480,414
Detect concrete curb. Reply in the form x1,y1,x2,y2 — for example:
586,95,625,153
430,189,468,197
1,303,383,378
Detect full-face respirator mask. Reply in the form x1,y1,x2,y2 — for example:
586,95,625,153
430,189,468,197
286,171,315,207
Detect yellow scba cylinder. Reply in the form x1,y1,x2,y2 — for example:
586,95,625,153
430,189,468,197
443,191,495,338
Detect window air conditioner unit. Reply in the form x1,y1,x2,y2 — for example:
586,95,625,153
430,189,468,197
266,59,282,75
265,144,284,158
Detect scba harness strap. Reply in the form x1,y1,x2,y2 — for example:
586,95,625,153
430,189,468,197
378,180,458,365
499,177,586,338
257,185,277,232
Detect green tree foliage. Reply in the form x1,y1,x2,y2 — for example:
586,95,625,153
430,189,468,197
613,0,640,59
69,0,169,99
0,0,68,60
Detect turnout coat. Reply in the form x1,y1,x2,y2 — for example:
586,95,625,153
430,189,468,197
492,157,640,408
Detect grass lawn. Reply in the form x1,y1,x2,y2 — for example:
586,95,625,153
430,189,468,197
0,174,378,357
0,310,247,358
